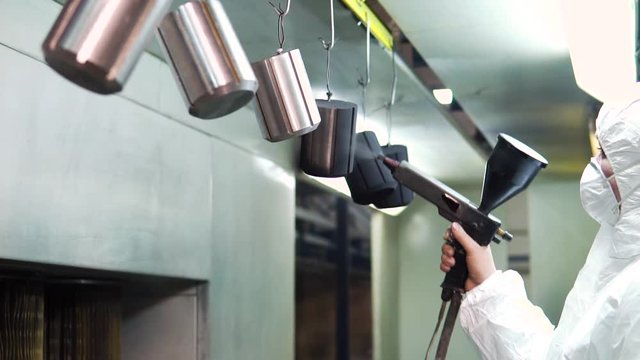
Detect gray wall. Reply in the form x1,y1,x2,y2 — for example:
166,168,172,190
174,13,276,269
0,1,294,359
528,179,598,324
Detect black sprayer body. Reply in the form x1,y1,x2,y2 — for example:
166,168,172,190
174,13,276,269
380,157,509,300
381,133,548,359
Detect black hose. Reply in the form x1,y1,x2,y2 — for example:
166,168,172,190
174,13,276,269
435,291,462,360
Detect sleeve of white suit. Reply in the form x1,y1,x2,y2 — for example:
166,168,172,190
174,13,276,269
459,270,555,360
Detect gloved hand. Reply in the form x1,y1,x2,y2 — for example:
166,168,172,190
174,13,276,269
440,222,497,292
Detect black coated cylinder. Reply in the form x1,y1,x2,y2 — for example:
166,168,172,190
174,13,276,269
373,144,414,208
300,99,357,177
345,131,397,205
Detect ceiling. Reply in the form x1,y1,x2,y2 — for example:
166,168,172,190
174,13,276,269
152,0,594,185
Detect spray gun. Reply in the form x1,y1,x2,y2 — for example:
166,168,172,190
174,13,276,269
380,133,548,359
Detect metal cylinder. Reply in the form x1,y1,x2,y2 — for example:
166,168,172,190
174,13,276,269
252,49,321,142
42,0,171,94
300,99,357,177
345,131,397,205
157,0,258,119
373,144,414,208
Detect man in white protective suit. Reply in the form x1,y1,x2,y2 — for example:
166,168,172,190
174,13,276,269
440,99,640,359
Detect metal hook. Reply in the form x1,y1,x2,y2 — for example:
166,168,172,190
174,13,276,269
320,0,336,100
269,0,292,53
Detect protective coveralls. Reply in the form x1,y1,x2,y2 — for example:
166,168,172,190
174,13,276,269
459,100,640,359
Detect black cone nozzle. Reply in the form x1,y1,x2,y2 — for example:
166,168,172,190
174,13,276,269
478,133,548,214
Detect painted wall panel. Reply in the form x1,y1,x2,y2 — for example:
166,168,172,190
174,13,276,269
0,1,298,359
528,180,598,324
0,44,213,278
209,140,295,360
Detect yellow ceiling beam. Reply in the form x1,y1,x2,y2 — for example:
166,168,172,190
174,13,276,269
341,0,393,50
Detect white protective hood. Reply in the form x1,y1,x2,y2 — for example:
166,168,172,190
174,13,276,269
596,100,640,258
459,99,640,360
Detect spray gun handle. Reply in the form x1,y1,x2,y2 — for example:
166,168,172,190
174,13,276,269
441,238,469,301
440,221,506,301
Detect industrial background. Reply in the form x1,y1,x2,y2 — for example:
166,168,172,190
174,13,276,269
0,0,602,359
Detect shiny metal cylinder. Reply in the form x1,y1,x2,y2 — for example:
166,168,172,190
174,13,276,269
42,0,171,94
300,99,357,177
252,49,321,142
157,0,258,119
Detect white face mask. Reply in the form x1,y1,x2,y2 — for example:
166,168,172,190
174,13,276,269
579,158,621,226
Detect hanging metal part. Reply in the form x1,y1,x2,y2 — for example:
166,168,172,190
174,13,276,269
300,99,357,177
252,49,321,142
157,0,258,119
269,0,291,54
254,0,320,142
345,131,397,205
42,0,171,94
372,144,413,208
299,0,356,177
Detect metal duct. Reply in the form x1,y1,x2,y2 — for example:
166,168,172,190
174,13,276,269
252,49,321,142
42,0,171,94
300,99,357,177
157,0,258,119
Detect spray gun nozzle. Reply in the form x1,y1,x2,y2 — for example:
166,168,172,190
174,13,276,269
379,155,400,170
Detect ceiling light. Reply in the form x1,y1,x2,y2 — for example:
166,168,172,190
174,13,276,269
433,88,454,105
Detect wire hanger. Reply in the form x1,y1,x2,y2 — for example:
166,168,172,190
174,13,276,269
357,15,371,122
269,0,291,54
320,0,336,100
386,45,398,146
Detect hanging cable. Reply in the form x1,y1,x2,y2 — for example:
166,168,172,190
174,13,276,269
269,0,291,53
357,15,371,120
425,301,447,360
320,0,336,100
386,45,397,145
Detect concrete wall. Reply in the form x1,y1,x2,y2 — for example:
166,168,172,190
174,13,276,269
0,1,294,359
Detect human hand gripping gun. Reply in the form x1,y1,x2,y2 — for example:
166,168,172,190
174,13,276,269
380,133,548,360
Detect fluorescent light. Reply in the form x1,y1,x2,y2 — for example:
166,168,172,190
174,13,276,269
560,0,640,103
433,88,454,105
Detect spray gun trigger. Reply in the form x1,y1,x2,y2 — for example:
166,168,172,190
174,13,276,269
442,193,460,212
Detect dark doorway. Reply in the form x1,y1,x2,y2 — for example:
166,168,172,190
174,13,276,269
295,180,373,360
